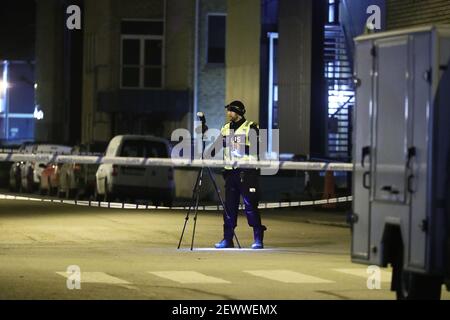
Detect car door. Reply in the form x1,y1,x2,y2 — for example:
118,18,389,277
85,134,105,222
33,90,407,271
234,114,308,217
144,140,170,189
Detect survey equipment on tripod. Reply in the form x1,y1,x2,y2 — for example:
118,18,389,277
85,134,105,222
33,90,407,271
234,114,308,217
196,112,208,134
177,112,241,250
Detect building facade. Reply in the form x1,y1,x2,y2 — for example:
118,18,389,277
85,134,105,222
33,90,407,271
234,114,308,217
387,0,450,30
34,0,450,157
35,0,229,146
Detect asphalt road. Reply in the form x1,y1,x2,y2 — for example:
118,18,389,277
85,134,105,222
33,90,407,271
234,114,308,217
0,198,449,300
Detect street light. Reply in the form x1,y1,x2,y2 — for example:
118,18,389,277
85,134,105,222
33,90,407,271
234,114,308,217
1,60,10,139
34,105,44,120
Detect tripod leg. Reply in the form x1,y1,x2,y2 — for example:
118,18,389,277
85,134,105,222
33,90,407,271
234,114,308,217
190,169,204,251
177,168,202,249
206,167,241,249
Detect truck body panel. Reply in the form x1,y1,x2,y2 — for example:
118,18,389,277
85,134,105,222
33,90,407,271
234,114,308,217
352,26,450,284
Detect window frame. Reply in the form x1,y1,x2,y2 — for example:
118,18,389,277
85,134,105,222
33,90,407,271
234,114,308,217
120,19,165,89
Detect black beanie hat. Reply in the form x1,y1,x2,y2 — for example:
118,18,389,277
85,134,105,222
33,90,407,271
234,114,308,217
225,100,246,116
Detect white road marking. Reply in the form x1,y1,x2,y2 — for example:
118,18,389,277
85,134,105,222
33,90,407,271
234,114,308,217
333,268,392,282
188,248,277,252
0,193,351,210
244,270,334,284
56,271,131,284
149,271,230,284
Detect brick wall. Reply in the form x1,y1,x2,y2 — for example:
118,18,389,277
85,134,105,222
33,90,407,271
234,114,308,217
387,0,450,30
198,0,227,132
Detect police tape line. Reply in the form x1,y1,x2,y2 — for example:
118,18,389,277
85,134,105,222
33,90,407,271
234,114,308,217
0,152,353,172
0,193,352,210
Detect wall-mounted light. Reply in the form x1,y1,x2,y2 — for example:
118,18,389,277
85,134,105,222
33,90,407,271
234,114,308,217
34,105,44,120
0,80,8,92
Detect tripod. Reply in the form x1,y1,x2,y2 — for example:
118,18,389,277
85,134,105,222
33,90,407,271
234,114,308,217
177,115,241,250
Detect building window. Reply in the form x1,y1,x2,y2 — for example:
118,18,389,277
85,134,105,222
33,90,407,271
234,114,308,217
121,20,164,89
207,14,226,64
328,0,339,24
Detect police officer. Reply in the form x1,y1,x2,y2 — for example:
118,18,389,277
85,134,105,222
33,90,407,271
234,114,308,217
215,100,267,249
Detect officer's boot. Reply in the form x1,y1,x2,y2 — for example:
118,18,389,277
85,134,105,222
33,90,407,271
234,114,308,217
251,226,267,249
215,225,235,249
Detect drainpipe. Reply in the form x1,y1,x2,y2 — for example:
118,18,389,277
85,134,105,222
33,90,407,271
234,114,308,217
193,0,199,135
164,0,167,89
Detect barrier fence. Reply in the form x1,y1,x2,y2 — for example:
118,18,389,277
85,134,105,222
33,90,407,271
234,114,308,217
0,151,353,210
0,152,353,172
0,193,353,211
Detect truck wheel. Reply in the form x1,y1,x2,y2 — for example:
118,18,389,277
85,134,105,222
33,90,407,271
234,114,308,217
393,258,442,300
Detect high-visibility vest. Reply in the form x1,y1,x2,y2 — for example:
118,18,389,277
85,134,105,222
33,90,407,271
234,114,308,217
221,120,258,170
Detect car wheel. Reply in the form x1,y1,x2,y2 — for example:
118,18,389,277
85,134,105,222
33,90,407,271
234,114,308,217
162,199,173,207
47,179,53,196
19,179,24,193
10,170,20,192
93,184,100,202
39,180,46,195
26,169,34,193
67,188,78,200
103,179,112,202
74,188,82,200
64,174,72,199
57,185,64,198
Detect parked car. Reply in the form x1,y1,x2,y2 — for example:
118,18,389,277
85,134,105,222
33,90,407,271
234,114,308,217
8,142,36,191
57,142,108,199
20,144,72,193
95,135,174,205
39,162,62,195
1,143,20,189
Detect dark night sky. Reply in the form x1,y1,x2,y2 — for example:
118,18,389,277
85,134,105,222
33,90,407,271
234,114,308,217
0,0,36,61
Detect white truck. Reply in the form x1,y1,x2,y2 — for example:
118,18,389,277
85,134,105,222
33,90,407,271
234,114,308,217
351,25,450,299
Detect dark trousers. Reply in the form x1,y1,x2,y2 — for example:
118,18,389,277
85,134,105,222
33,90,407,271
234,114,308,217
223,169,265,240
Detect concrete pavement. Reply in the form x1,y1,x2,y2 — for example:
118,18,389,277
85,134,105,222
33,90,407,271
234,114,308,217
0,199,449,300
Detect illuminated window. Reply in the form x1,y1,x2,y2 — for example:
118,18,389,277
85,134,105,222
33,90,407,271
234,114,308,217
328,0,339,24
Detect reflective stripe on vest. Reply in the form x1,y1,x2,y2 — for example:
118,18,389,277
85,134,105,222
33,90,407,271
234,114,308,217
221,120,258,170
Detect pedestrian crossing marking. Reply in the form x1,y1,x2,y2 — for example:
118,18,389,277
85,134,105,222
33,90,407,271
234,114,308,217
56,271,131,284
52,268,392,287
148,271,230,284
244,270,334,284
333,268,392,282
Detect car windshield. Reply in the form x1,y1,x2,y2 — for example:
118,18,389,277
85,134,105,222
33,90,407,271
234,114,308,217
120,140,168,158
